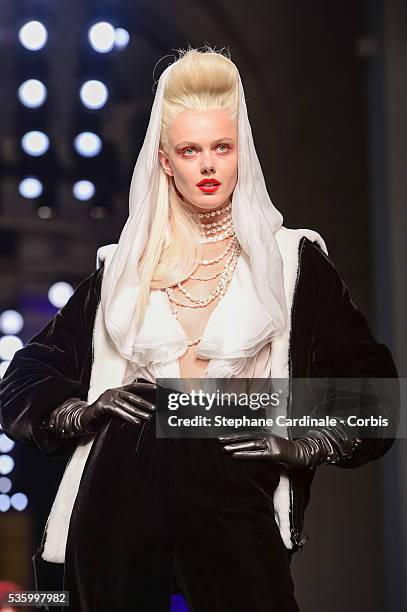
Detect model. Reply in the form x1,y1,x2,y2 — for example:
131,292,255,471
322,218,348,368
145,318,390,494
0,46,399,612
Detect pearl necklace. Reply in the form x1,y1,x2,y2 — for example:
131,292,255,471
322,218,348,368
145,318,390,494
190,268,223,281
197,235,237,266
201,211,232,229
168,242,241,308
200,221,234,243
165,243,241,346
164,207,241,346
191,201,231,219
198,203,234,244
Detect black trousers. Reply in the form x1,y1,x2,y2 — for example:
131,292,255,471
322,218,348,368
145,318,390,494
64,409,300,612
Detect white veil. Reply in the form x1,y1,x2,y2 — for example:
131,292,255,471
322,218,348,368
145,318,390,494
100,56,288,362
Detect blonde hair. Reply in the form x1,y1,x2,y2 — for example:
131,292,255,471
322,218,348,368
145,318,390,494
134,45,240,333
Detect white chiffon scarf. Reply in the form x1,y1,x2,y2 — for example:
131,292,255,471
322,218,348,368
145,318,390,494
100,56,288,370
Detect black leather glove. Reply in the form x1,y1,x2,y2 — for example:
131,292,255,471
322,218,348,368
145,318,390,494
43,380,157,439
218,421,362,470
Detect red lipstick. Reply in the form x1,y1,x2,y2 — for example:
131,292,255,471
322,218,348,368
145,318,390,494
197,178,221,193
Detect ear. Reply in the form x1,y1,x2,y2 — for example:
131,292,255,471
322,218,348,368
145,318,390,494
158,148,174,177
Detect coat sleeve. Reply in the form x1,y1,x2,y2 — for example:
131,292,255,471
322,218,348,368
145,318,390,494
307,240,400,468
0,265,103,458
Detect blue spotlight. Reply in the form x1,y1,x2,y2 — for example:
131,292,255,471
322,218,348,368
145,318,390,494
0,310,24,335
74,132,102,157
19,177,43,199
48,282,74,308
21,130,49,156
115,28,130,49
18,79,47,108
80,80,108,110
19,21,48,51
88,22,115,53
73,180,96,201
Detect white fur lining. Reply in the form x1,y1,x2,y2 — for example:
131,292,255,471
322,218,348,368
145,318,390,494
41,227,327,562
270,227,328,548
42,245,126,562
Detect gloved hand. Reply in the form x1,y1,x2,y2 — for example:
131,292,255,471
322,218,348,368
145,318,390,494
218,423,362,470
43,380,157,439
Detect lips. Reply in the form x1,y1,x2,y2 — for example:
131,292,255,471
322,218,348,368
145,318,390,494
197,179,221,193
197,179,221,186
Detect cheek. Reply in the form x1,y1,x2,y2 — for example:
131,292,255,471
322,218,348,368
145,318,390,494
173,163,196,188
224,157,238,183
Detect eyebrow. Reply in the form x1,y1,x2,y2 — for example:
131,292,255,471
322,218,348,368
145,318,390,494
175,137,235,148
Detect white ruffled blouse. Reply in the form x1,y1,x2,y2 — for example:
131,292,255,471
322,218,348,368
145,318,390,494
122,250,276,385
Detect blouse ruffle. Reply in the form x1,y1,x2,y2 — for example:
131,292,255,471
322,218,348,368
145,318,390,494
123,250,282,383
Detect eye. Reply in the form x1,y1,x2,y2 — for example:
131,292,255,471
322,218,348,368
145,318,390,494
217,143,230,152
182,147,195,156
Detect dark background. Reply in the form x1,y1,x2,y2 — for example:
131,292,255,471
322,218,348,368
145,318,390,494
0,1,406,610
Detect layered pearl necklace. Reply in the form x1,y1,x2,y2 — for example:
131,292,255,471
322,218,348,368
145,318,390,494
164,201,242,347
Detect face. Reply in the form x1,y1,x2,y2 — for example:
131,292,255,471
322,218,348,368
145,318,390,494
158,109,238,213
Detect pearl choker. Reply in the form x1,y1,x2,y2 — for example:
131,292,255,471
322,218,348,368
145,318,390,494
191,201,232,220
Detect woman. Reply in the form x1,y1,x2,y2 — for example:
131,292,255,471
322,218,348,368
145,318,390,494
0,47,398,611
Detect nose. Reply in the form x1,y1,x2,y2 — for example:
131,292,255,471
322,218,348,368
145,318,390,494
200,151,216,174
200,163,216,175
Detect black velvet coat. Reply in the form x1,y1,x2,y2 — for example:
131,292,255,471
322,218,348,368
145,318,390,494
0,237,399,597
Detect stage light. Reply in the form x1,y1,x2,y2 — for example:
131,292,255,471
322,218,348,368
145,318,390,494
48,282,74,308
80,80,108,110
88,22,115,53
21,130,49,156
0,495,11,512
18,79,47,108
19,177,43,199
0,362,11,379
90,206,108,219
0,435,15,454
0,456,14,476
19,21,48,51
74,132,102,157
0,478,12,494
37,206,54,219
11,493,28,511
0,310,24,335
73,180,95,201
114,28,130,49
0,336,23,361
